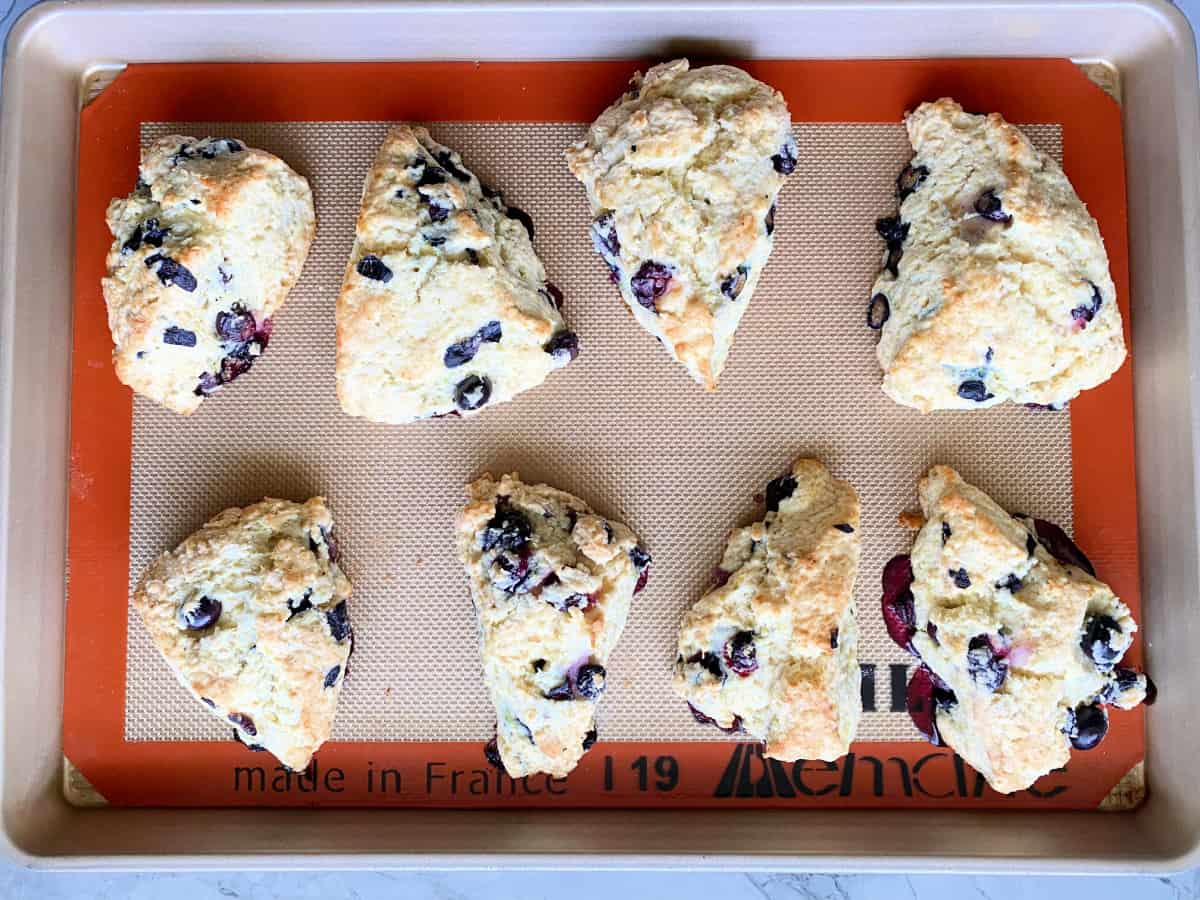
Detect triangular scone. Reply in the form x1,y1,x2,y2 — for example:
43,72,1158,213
337,126,578,423
566,59,793,390
131,498,353,771
457,473,650,778
884,466,1153,793
674,459,861,761
103,136,315,414
870,98,1126,412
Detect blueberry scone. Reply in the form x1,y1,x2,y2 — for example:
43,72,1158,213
103,136,315,414
131,497,353,771
674,459,862,761
566,59,794,390
457,473,650,778
867,98,1126,412
337,126,578,423
883,466,1154,794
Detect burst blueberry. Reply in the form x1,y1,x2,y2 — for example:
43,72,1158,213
480,502,532,552
724,631,758,676
575,664,606,700
630,261,673,311
966,635,1007,692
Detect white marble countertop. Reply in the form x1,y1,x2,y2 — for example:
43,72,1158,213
2,0,1198,895
1,869,1199,899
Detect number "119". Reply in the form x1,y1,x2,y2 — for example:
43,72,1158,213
603,755,679,792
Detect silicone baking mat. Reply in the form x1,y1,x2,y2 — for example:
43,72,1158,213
64,60,1143,809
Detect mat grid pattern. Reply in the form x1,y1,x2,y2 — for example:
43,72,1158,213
124,121,1070,743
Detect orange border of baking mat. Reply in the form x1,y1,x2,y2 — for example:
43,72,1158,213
64,59,1141,809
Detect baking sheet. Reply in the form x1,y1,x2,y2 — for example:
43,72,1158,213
61,60,1143,809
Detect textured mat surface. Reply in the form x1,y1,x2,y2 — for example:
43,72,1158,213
124,120,1070,744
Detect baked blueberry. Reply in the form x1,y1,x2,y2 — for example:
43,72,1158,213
974,190,1013,224
1066,702,1108,750
834,523,855,533
720,265,749,300
1080,613,1123,671
480,502,532,552
232,730,266,752
434,150,471,182
215,305,256,342
454,374,492,411
765,203,776,236
541,283,564,310
543,330,580,364
323,665,341,688
506,206,535,239
966,635,1007,692
326,600,352,642
483,736,505,771
356,254,393,283
687,702,743,734
867,293,890,329
286,591,314,620
688,650,724,680
163,326,196,347
630,261,673,311
416,162,447,187
546,680,573,701
875,216,910,246
957,380,994,403
144,254,197,292
1030,518,1095,575
1071,283,1104,327
764,474,797,512
906,665,956,745
575,664,606,700
228,712,257,736
897,163,929,200
995,574,1022,592
178,595,221,630
194,372,222,396
881,554,917,652
949,568,970,589
444,321,503,368
590,213,621,267
490,549,533,594
771,142,797,175
724,631,758,676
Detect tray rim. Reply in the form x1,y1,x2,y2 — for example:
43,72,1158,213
2,0,1200,874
